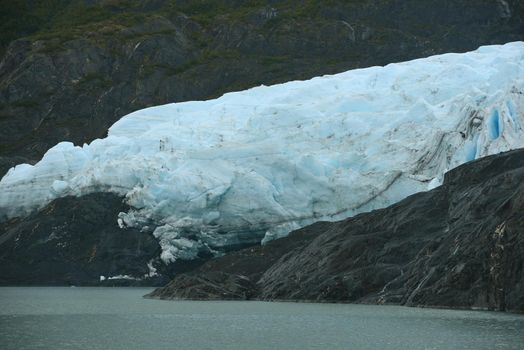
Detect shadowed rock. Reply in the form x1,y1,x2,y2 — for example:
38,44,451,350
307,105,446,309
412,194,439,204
0,193,167,285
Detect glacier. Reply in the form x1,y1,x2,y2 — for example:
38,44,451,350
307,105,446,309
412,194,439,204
1,42,524,263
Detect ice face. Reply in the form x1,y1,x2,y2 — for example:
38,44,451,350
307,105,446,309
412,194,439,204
1,42,524,262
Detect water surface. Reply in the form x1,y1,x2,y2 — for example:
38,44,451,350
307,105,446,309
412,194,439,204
0,287,522,349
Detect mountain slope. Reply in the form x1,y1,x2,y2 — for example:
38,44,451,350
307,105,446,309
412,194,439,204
1,0,523,176
147,148,524,313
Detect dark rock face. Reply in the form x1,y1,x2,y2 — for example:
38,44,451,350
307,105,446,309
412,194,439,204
0,193,169,286
148,149,524,313
1,0,523,176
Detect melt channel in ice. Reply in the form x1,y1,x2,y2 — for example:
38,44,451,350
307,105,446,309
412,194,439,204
1,42,524,263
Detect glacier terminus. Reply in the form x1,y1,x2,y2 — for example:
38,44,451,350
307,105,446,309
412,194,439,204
1,42,523,263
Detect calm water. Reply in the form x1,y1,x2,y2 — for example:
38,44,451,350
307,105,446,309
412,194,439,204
0,287,523,350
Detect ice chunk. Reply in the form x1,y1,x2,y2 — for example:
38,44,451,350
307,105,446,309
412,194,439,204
51,180,69,195
427,178,442,190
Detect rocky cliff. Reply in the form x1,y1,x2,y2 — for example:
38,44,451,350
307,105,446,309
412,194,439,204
147,149,524,313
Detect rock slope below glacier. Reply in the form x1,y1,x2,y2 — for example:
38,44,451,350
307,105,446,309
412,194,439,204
1,42,524,263
0,193,165,286
147,148,524,313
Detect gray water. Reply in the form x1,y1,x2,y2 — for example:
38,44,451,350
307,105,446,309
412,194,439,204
0,287,522,350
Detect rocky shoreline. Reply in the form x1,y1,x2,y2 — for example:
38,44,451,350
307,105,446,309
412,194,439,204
143,294,521,314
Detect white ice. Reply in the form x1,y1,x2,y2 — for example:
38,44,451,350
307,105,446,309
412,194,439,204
1,42,524,262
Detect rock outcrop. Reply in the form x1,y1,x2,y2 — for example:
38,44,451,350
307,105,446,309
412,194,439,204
0,193,170,285
147,149,524,313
